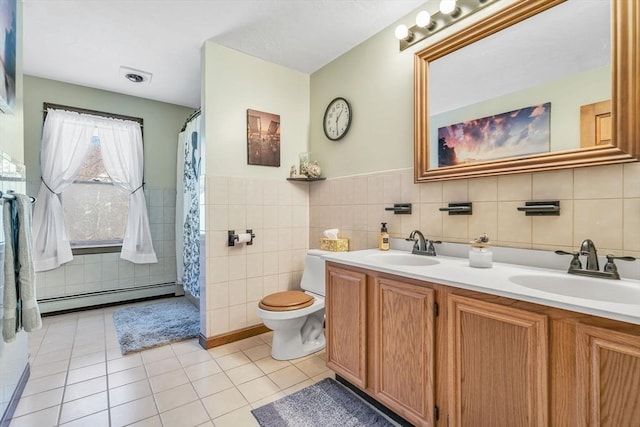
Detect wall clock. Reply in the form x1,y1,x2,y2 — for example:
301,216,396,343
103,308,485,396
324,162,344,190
323,97,352,141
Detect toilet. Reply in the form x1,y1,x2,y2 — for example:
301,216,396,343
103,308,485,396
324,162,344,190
256,249,328,360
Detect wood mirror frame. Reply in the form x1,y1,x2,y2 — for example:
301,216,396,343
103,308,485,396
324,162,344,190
414,0,639,182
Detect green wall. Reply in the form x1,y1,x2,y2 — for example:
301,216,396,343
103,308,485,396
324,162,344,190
23,75,195,189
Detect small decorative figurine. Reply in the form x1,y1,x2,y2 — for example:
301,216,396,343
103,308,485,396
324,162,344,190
289,164,297,178
472,233,490,247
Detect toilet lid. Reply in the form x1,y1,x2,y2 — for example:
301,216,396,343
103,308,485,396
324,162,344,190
259,291,314,312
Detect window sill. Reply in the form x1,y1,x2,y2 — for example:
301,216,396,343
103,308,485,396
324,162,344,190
71,246,122,256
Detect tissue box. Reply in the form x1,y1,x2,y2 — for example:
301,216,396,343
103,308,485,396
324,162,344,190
320,238,349,252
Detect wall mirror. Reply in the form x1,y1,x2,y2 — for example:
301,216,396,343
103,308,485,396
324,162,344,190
414,0,639,182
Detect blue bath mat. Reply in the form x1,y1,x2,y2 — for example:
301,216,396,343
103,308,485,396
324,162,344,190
251,378,395,426
112,297,200,354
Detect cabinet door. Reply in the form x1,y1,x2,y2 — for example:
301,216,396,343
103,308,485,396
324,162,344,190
447,295,548,427
326,265,367,388
576,324,640,427
374,277,435,427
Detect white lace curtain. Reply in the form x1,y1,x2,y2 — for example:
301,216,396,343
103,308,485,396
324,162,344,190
32,109,157,272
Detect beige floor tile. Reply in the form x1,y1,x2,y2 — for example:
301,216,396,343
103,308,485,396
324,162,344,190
184,359,222,382
294,355,329,377
153,383,199,413
237,376,281,403
63,376,107,402
311,370,335,383
148,368,190,393
19,304,338,427
69,351,106,370
201,387,249,419
108,365,148,389
110,395,158,427
242,344,271,361
268,365,309,389
216,351,252,371
67,362,106,385
29,359,69,379
59,410,109,427
254,356,291,374
226,363,265,386
22,372,67,397
282,379,314,395
109,379,153,407
235,336,265,351
250,391,286,409
59,391,109,424
8,405,60,427
178,349,212,367
13,387,64,418
159,400,211,427
145,356,182,377
107,353,143,373
141,345,176,364
206,342,240,359
128,415,163,427
170,338,202,355
192,372,234,398
213,405,260,427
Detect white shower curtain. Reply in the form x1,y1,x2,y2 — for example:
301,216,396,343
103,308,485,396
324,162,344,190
176,113,202,297
32,109,157,271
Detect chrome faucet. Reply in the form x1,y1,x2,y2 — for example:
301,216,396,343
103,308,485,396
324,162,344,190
579,239,599,271
406,230,440,256
556,238,637,280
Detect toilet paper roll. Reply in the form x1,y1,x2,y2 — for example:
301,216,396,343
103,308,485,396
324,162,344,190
236,233,252,244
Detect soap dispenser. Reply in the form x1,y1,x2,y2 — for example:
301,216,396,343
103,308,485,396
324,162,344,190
378,222,390,251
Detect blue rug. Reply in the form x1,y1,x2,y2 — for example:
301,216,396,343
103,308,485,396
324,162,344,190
112,298,199,354
251,378,395,426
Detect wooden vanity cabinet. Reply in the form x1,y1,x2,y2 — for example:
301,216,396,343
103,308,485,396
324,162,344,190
373,276,435,426
325,261,640,427
325,264,368,388
325,263,437,426
575,323,640,427
446,294,549,427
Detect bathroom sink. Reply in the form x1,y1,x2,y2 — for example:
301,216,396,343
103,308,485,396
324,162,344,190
509,274,640,304
365,253,440,267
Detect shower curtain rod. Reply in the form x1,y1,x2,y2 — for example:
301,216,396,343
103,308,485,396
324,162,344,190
181,108,201,132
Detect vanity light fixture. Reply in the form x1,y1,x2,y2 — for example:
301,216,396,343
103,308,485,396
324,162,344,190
395,0,499,51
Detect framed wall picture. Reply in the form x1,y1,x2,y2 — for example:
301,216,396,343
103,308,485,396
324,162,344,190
247,109,280,167
0,0,16,113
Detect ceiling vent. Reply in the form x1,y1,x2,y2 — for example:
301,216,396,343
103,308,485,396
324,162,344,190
119,66,152,84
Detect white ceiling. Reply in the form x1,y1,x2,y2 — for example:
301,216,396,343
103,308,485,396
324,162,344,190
22,0,426,108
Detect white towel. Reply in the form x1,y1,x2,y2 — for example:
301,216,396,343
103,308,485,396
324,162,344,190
14,194,41,332
2,199,17,342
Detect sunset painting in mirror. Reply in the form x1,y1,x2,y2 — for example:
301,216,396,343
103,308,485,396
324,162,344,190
438,102,551,167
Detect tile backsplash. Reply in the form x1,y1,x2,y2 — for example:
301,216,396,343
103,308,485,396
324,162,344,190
204,176,309,337
309,162,640,258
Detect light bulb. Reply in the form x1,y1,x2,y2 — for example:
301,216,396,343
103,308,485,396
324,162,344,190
415,10,432,28
394,24,410,40
440,0,457,15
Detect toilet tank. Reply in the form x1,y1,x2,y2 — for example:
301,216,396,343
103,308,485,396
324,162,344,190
300,249,330,296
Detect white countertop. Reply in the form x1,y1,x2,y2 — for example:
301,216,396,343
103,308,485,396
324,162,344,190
322,248,640,326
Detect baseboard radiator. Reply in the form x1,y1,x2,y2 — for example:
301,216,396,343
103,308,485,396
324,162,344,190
38,282,182,314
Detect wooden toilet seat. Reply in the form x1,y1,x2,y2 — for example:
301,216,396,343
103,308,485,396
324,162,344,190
259,291,314,312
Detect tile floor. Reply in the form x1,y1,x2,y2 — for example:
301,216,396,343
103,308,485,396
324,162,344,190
10,300,335,427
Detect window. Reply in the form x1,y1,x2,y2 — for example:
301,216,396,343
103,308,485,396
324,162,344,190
62,135,128,250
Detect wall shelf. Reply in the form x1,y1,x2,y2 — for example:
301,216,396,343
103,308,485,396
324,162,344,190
286,177,326,182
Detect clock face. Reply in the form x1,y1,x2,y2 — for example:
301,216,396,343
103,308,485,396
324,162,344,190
323,97,352,141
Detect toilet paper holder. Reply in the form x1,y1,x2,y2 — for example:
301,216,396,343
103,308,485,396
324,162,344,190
228,229,255,246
